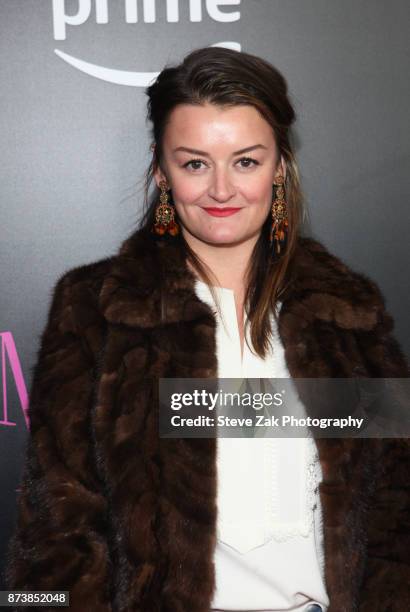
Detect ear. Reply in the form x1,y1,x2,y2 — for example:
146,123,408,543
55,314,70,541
153,166,168,189
275,155,287,181
153,163,169,190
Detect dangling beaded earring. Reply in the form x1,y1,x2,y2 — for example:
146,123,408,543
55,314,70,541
269,174,289,257
151,180,180,237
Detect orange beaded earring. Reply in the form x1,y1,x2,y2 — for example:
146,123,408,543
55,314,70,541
151,180,180,237
269,174,288,257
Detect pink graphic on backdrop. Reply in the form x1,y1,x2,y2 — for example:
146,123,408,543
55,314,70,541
1,332,29,429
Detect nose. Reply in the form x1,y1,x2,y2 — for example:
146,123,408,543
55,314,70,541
208,167,236,203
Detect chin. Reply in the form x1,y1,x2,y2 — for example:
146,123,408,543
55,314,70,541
200,231,249,246
182,221,253,246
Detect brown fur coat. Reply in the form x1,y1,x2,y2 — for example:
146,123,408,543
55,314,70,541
5,227,410,611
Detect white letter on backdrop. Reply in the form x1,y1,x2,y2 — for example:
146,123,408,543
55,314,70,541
190,0,202,22
125,0,138,22
52,0,92,40
143,0,156,23
167,0,179,22
95,0,108,23
206,0,241,22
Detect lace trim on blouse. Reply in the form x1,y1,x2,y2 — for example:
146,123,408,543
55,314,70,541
264,436,321,543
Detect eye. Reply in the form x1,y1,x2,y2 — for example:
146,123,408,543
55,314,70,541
237,157,259,168
183,158,207,171
182,156,260,171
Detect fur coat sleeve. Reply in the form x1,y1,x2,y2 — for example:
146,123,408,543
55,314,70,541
4,266,114,610
355,318,410,611
4,231,410,612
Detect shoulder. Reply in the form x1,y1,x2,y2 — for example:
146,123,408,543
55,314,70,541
43,256,115,349
295,235,386,300
49,256,114,310
281,235,409,375
53,256,114,295
286,235,390,331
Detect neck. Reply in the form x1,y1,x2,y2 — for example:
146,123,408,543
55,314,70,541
182,227,260,293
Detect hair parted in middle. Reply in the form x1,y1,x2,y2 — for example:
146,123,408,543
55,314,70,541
140,46,306,359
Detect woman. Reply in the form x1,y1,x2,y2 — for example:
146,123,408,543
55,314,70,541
5,47,409,612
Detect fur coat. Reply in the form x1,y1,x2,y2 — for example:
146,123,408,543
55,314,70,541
5,227,410,612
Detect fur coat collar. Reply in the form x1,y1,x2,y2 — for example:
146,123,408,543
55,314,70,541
6,227,410,612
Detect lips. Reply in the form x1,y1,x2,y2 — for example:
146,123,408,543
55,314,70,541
202,207,242,217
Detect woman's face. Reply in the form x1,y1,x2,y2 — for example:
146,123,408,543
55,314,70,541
153,102,285,247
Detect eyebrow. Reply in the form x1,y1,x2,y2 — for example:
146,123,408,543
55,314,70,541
172,144,268,156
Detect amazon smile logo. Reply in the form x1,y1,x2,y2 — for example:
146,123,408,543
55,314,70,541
52,0,242,87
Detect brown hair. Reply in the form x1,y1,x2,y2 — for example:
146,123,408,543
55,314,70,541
140,46,305,358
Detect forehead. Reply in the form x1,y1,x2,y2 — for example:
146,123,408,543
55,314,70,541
163,102,274,147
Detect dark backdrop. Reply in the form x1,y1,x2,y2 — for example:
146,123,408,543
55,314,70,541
1,0,409,588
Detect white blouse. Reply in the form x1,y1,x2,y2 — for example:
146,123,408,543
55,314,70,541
194,279,330,612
